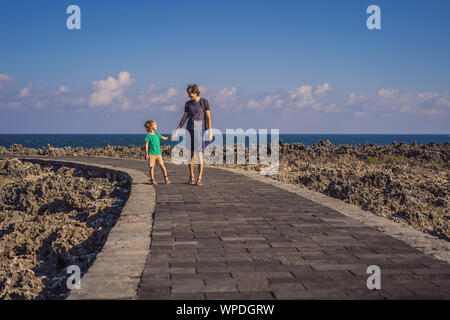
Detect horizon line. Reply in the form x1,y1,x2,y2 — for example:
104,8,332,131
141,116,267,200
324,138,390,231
0,133,449,135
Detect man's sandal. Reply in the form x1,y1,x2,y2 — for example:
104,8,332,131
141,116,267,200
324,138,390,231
164,176,171,184
196,178,203,186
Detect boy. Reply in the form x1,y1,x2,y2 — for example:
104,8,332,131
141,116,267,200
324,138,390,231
144,120,171,185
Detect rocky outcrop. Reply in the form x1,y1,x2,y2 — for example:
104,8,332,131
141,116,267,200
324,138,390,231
0,159,130,300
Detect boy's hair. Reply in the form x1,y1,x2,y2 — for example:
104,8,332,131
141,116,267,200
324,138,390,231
186,84,200,96
144,120,156,132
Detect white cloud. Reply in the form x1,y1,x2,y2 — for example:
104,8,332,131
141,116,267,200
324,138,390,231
247,99,260,109
324,103,343,113
204,86,245,110
151,87,178,104
287,83,332,110
19,83,32,97
378,88,400,98
89,71,135,109
198,84,208,94
347,89,449,115
216,87,237,103
1,73,449,121
59,85,69,92
289,85,312,100
245,91,285,110
211,86,238,109
237,83,333,111
162,104,177,112
138,85,182,110
1,80,88,110
315,83,332,96
436,93,450,108
263,94,284,109
0,74,13,89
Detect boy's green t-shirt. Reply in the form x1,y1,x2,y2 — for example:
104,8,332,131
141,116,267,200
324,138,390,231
145,132,162,155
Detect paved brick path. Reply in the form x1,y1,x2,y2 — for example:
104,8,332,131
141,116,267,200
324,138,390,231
2,155,450,299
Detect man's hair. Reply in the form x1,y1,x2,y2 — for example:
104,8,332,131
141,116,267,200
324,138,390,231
144,120,156,132
186,84,200,96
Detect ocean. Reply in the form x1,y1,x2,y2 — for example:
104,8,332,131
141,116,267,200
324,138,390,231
0,134,449,149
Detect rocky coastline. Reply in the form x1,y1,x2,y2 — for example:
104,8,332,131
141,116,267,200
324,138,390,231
0,158,130,299
0,140,448,243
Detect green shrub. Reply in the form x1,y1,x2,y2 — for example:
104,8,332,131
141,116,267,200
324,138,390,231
384,155,407,162
366,156,382,165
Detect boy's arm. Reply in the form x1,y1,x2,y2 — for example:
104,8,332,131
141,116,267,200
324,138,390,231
145,142,149,156
161,136,170,141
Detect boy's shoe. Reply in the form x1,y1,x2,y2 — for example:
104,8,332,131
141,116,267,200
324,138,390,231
196,178,203,186
150,179,158,185
164,176,171,184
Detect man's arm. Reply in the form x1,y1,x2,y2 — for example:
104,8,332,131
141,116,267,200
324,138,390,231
205,110,212,141
176,112,189,130
205,110,212,130
173,112,189,139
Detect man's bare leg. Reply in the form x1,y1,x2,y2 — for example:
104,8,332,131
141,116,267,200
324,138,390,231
188,153,195,182
197,152,204,180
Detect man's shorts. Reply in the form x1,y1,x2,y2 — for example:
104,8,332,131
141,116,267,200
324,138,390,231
187,128,206,153
148,154,164,167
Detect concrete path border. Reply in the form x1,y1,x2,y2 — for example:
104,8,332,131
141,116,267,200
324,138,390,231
0,156,156,299
214,166,450,264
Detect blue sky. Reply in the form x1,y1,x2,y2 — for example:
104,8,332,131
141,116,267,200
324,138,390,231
0,0,449,133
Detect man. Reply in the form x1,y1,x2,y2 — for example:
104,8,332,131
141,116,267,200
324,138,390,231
173,84,213,186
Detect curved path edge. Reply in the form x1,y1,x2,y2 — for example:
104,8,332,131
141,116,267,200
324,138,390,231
213,166,450,264
0,155,156,300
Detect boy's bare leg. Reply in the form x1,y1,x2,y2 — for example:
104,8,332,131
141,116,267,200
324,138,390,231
148,158,157,182
160,164,168,177
149,166,156,181
148,160,152,178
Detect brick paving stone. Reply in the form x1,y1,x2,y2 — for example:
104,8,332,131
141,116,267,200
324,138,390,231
197,272,233,280
203,283,239,293
205,292,275,300
141,273,171,281
137,286,171,300
171,284,207,294
169,293,206,300
272,288,349,299
269,282,307,291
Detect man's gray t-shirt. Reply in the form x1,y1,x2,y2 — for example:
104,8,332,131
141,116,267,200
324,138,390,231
184,98,210,131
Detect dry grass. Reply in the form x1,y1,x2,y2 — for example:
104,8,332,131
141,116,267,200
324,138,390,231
22,173,50,182
0,178,11,186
